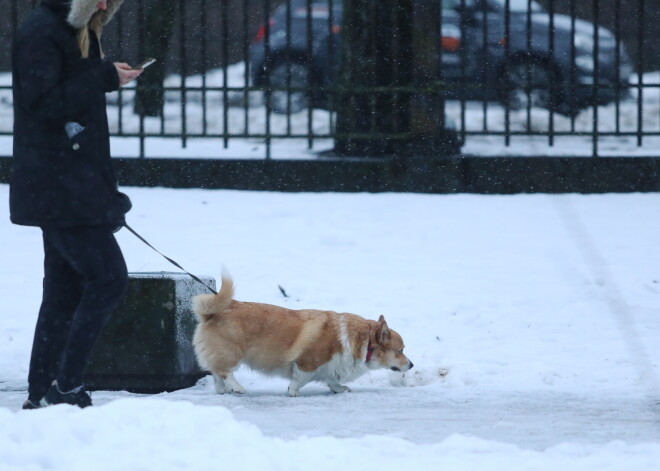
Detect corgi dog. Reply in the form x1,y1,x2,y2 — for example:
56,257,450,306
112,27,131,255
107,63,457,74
192,272,413,397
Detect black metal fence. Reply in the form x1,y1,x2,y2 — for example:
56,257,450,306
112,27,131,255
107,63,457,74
0,0,658,159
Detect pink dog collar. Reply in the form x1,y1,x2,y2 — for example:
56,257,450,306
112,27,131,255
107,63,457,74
366,344,375,362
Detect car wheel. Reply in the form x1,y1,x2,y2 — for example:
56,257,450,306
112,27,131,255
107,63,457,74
265,62,310,114
499,61,557,111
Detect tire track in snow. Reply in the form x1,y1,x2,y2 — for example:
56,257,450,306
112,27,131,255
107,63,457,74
554,195,660,428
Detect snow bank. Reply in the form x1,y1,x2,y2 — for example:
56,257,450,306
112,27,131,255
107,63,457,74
1,399,658,471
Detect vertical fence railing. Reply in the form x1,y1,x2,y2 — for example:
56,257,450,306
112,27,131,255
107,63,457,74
327,0,337,137
178,0,187,149
569,0,576,134
481,0,489,131
548,0,555,148
0,0,658,159
220,0,228,148
285,0,293,132
636,0,645,148
614,0,621,135
263,0,272,159
305,0,314,151
242,0,251,140
116,6,125,138
525,0,533,133
459,0,468,144
503,0,511,147
137,0,145,157
591,0,599,157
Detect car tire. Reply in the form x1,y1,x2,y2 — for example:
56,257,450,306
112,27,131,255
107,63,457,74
265,61,310,114
498,61,558,112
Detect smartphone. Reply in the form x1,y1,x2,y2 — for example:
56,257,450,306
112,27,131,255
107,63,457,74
133,58,157,70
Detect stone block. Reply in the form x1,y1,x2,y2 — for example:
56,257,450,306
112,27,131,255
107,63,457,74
84,272,214,393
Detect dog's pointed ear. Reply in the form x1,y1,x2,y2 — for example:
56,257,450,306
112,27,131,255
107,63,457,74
376,315,391,343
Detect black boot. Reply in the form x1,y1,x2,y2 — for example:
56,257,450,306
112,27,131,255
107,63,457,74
22,399,42,410
40,381,92,408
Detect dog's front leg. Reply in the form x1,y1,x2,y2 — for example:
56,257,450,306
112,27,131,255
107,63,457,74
287,365,313,397
326,380,351,394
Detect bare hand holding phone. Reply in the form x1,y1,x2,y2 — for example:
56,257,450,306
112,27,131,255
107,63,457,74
133,58,157,70
114,62,142,86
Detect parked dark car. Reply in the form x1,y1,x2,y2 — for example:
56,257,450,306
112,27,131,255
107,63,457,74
250,0,633,116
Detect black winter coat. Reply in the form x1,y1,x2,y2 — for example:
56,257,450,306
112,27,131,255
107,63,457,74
10,0,131,228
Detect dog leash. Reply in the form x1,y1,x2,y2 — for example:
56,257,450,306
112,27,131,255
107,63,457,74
123,223,218,295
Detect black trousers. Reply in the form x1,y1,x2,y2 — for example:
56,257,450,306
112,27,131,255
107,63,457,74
27,226,128,401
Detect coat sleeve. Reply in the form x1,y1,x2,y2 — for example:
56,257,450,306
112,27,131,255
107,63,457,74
13,29,120,123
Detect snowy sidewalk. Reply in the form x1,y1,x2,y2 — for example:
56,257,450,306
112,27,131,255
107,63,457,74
1,186,659,469
1,375,658,449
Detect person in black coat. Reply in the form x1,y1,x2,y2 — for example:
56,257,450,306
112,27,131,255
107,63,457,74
11,0,143,408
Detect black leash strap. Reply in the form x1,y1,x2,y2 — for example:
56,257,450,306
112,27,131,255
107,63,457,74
123,224,217,295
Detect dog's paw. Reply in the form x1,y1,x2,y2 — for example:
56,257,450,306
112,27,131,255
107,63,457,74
329,384,351,394
214,385,246,395
222,382,246,394
213,376,246,394
223,374,246,394
287,387,300,397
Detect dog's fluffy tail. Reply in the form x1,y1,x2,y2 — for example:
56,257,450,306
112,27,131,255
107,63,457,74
192,268,234,322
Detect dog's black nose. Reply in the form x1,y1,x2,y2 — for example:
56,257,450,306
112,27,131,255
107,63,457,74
408,361,414,369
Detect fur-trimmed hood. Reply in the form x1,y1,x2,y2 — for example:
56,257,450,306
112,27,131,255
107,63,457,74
67,0,125,29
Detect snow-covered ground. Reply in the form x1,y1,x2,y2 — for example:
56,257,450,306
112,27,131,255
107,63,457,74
0,186,659,469
1,67,659,158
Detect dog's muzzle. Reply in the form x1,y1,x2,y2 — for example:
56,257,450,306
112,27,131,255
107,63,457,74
391,361,414,372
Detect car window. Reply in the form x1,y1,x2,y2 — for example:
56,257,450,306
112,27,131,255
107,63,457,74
326,0,476,10
442,0,464,10
490,0,544,12
291,0,543,14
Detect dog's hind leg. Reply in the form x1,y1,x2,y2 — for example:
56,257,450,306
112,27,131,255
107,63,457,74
287,364,314,397
213,372,246,395
205,344,246,394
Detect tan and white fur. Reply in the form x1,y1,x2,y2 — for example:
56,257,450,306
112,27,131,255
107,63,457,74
192,271,413,397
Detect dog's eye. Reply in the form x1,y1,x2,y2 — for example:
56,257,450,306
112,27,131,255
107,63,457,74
398,350,404,354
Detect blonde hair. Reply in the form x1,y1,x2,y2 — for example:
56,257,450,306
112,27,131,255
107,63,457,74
77,11,105,58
